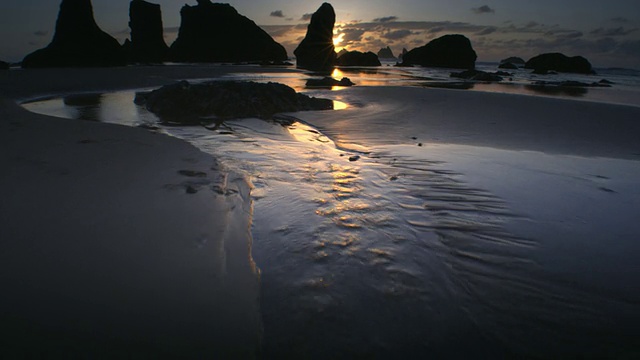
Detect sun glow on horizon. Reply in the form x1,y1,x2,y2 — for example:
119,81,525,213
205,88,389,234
333,33,345,47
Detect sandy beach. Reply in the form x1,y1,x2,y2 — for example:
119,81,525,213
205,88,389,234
2,65,640,358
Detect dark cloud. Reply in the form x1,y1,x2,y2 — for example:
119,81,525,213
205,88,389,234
33,30,48,37
610,17,629,24
270,10,285,18
476,27,497,35
373,16,398,23
472,5,495,14
300,13,313,21
525,21,539,29
381,29,413,40
339,28,367,43
590,27,637,37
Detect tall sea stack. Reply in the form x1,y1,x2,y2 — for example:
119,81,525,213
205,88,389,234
170,0,287,63
22,0,125,68
125,0,169,63
294,3,337,72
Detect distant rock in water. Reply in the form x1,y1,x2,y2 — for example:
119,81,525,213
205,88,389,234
336,51,381,66
294,3,337,72
139,81,333,124
401,34,477,69
170,1,287,63
450,70,504,82
22,0,125,68
306,77,354,88
500,56,525,65
377,46,395,59
0,61,8,70
498,62,519,70
525,53,594,74
125,0,169,63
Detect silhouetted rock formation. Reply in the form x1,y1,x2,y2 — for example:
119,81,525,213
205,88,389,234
125,0,169,63
498,62,518,70
336,51,381,66
377,46,395,59
337,48,349,58
139,81,333,124
525,53,593,74
500,56,525,65
22,0,125,68
398,48,408,61
0,61,8,70
170,1,287,63
401,35,477,69
306,77,354,88
294,3,337,72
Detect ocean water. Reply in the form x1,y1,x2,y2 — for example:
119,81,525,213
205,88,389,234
22,66,640,358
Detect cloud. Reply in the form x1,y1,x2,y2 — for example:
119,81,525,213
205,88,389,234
610,17,629,24
300,13,313,21
270,10,285,18
476,27,497,35
381,29,414,40
525,21,539,29
590,27,638,37
33,30,48,37
472,5,495,14
373,16,398,23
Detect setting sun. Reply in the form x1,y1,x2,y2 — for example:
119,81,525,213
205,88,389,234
332,33,344,47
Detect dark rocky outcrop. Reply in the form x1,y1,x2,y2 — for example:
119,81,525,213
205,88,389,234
336,51,381,66
377,46,395,59
138,81,333,124
125,0,169,63
0,61,9,70
170,1,287,63
306,77,354,88
401,34,477,69
450,70,503,82
525,53,594,74
498,62,518,70
500,56,525,65
294,3,337,72
22,0,125,68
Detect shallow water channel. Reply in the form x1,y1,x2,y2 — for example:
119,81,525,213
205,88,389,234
23,87,640,358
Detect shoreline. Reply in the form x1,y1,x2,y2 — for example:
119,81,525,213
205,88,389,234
0,70,262,356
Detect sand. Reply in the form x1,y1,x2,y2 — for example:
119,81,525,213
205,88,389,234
2,65,639,357
0,67,264,357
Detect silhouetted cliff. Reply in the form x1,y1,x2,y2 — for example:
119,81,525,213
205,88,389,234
525,53,594,74
294,3,337,72
401,35,477,69
125,0,169,63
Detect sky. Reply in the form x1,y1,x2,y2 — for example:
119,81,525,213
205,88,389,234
1,0,639,68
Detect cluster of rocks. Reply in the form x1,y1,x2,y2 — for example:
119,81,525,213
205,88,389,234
22,0,287,67
450,70,511,82
136,81,333,124
19,0,599,78
306,77,355,88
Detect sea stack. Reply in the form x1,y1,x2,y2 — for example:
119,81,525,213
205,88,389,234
22,0,125,68
401,34,477,69
377,46,396,59
294,3,337,72
125,0,169,63
336,51,381,66
170,1,287,63
525,53,593,74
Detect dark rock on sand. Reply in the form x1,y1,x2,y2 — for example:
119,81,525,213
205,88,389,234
500,56,525,65
498,62,518,70
401,34,477,69
170,1,287,63
348,155,360,162
125,0,169,63
599,79,615,85
450,70,503,82
140,81,333,124
294,3,337,72
377,46,395,59
525,53,594,74
533,80,612,88
336,51,381,66
306,77,354,88
22,0,125,68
